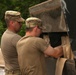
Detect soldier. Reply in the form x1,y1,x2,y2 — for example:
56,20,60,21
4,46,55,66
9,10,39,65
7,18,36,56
1,10,24,75
16,17,63,75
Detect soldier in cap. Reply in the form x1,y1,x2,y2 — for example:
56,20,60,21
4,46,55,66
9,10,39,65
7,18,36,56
16,17,63,75
1,10,24,75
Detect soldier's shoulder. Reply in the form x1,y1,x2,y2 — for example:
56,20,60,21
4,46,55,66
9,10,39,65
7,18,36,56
33,37,44,42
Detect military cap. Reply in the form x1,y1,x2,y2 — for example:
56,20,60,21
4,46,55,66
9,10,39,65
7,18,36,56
5,10,24,22
25,17,43,28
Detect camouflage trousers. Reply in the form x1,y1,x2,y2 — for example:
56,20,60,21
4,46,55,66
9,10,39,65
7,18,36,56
5,69,21,75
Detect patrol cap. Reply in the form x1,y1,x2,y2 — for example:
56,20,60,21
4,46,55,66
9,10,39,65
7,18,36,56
5,10,24,22
25,17,43,29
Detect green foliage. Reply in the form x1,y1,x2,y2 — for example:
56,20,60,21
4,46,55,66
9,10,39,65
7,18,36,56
0,21,6,42
19,23,26,36
0,0,46,40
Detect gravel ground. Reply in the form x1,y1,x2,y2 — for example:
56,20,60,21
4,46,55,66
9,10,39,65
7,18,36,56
0,68,5,75
0,49,5,65
0,48,5,75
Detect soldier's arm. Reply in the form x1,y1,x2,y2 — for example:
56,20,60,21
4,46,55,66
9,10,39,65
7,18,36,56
44,45,63,58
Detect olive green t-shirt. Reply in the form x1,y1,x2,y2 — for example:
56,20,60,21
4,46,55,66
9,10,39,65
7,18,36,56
1,29,21,70
17,36,49,75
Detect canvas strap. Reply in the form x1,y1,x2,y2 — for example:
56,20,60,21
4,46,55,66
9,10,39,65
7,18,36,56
55,35,74,75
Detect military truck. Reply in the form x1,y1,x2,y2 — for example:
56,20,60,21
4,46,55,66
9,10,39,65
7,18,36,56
29,0,76,75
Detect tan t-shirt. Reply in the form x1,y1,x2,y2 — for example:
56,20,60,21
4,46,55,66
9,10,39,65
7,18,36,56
1,29,21,70
17,36,49,75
